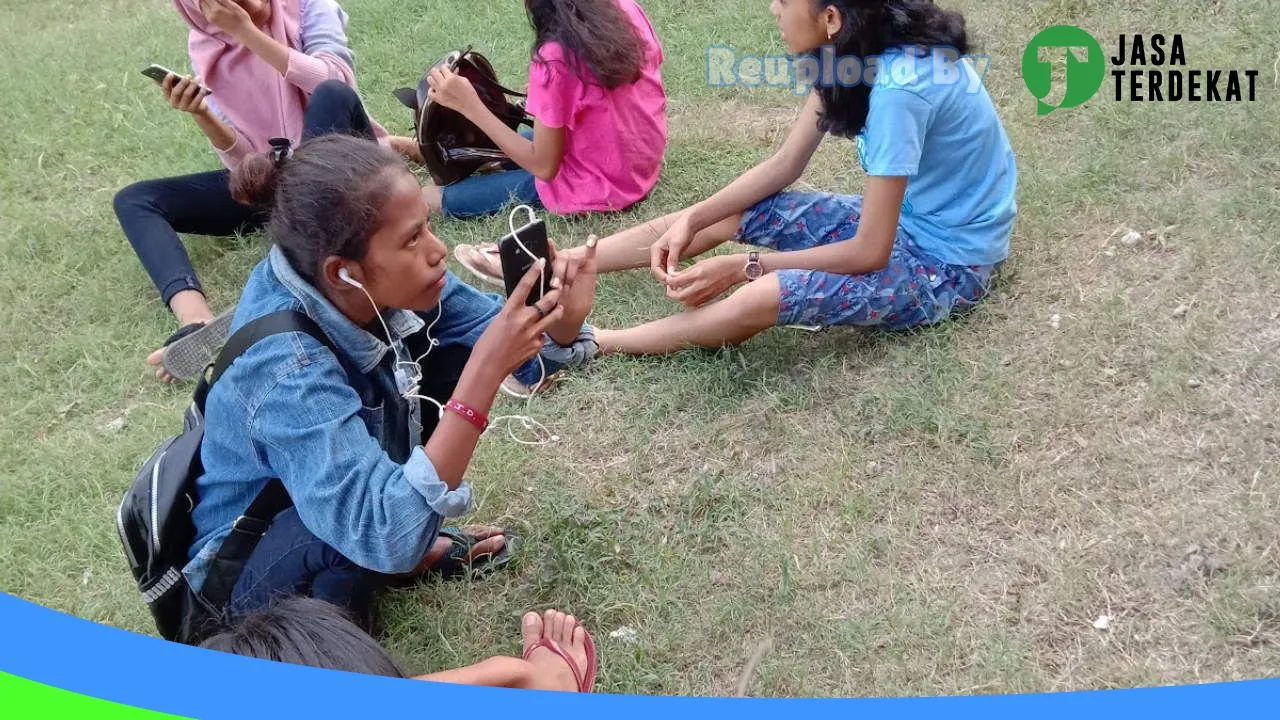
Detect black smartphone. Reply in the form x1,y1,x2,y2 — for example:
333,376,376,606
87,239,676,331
142,64,178,83
142,64,211,94
498,216,552,307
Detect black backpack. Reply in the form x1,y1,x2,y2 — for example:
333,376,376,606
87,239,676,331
394,46,533,186
116,311,346,644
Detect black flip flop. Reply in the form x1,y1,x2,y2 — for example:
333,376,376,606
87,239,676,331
427,527,521,580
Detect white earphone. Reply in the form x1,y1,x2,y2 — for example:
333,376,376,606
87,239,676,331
338,266,363,289
335,221,560,447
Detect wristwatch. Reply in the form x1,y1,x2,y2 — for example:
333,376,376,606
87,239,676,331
743,251,764,281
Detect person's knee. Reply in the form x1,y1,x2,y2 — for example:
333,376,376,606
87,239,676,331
113,180,154,219
731,273,783,316
709,274,781,342
312,79,357,108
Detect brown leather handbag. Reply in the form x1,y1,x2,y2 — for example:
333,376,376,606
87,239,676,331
394,46,534,186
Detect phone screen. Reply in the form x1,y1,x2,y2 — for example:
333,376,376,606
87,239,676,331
498,218,551,306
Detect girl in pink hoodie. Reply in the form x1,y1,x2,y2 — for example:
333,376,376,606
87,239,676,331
114,0,398,382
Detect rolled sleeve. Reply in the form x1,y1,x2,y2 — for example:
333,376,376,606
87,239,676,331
214,132,253,169
513,324,596,385
402,446,473,518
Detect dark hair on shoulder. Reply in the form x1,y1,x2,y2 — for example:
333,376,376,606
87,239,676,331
199,596,407,678
525,0,647,89
809,0,969,138
229,134,407,286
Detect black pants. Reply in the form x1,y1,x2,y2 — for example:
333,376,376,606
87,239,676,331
114,80,379,307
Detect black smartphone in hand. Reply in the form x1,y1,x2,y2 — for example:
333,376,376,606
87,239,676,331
498,216,552,307
142,64,178,83
142,64,211,94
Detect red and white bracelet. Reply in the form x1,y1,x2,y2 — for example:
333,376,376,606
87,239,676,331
444,398,489,432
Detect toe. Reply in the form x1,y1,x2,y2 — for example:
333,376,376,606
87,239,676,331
468,534,506,562
463,525,505,540
521,611,543,655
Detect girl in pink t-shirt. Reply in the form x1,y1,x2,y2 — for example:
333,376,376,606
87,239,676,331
424,0,668,277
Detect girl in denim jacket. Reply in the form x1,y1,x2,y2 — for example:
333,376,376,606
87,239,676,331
186,133,599,631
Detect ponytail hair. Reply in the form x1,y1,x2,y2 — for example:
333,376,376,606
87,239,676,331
229,134,407,286
229,152,282,208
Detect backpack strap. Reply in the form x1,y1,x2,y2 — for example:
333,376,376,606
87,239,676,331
190,310,347,416
211,310,343,385
190,310,352,611
460,48,526,98
197,477,291,610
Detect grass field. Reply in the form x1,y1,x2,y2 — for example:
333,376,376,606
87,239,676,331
1,0,1278,699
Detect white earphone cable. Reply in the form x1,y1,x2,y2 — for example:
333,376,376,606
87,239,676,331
345,205,560,447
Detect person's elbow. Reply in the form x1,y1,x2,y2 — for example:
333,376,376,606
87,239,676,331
839,233,894,275
356,527,438,575
861,237,895,273
530,153,562,182
769,151,806,186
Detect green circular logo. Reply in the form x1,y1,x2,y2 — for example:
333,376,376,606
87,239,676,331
1022,25,1106,115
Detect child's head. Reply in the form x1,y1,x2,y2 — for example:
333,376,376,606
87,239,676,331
200,596,407,677
770,0,969,137
231,134,450,314
525,0,646,89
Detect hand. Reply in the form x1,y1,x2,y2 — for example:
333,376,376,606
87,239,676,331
546,235,599,344
426,67,483,117
160,73,212,116
471,260,565,379
663,254,745,309
650,212,695,284
198,0,255,37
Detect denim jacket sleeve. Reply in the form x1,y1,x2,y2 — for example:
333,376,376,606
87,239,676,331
247,341,472,574
428,272,595,386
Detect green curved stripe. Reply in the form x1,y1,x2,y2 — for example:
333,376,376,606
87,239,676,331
0,671,188,719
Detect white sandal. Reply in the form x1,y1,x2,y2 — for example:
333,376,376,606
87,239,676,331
452,244,504,287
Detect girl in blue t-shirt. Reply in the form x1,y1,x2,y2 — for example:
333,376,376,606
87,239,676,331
576,0,1017,355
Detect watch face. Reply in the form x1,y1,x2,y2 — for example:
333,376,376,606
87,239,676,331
745,262,763,280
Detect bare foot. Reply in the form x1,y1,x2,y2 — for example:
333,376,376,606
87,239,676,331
415,526,506,573
421,185,443,214
523,610,591,692
591,328,620,355
521,609,544,656
389,135,425,164
146,347,176,384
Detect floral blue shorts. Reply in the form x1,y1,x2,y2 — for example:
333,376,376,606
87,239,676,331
737,191,1000,331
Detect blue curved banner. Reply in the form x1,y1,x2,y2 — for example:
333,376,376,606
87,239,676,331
0,592,1274,718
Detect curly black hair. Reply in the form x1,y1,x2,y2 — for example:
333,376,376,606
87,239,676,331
808,0,970,138
525,0,647,89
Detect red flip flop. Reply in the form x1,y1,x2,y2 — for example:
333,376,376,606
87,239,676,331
522,625,597,693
